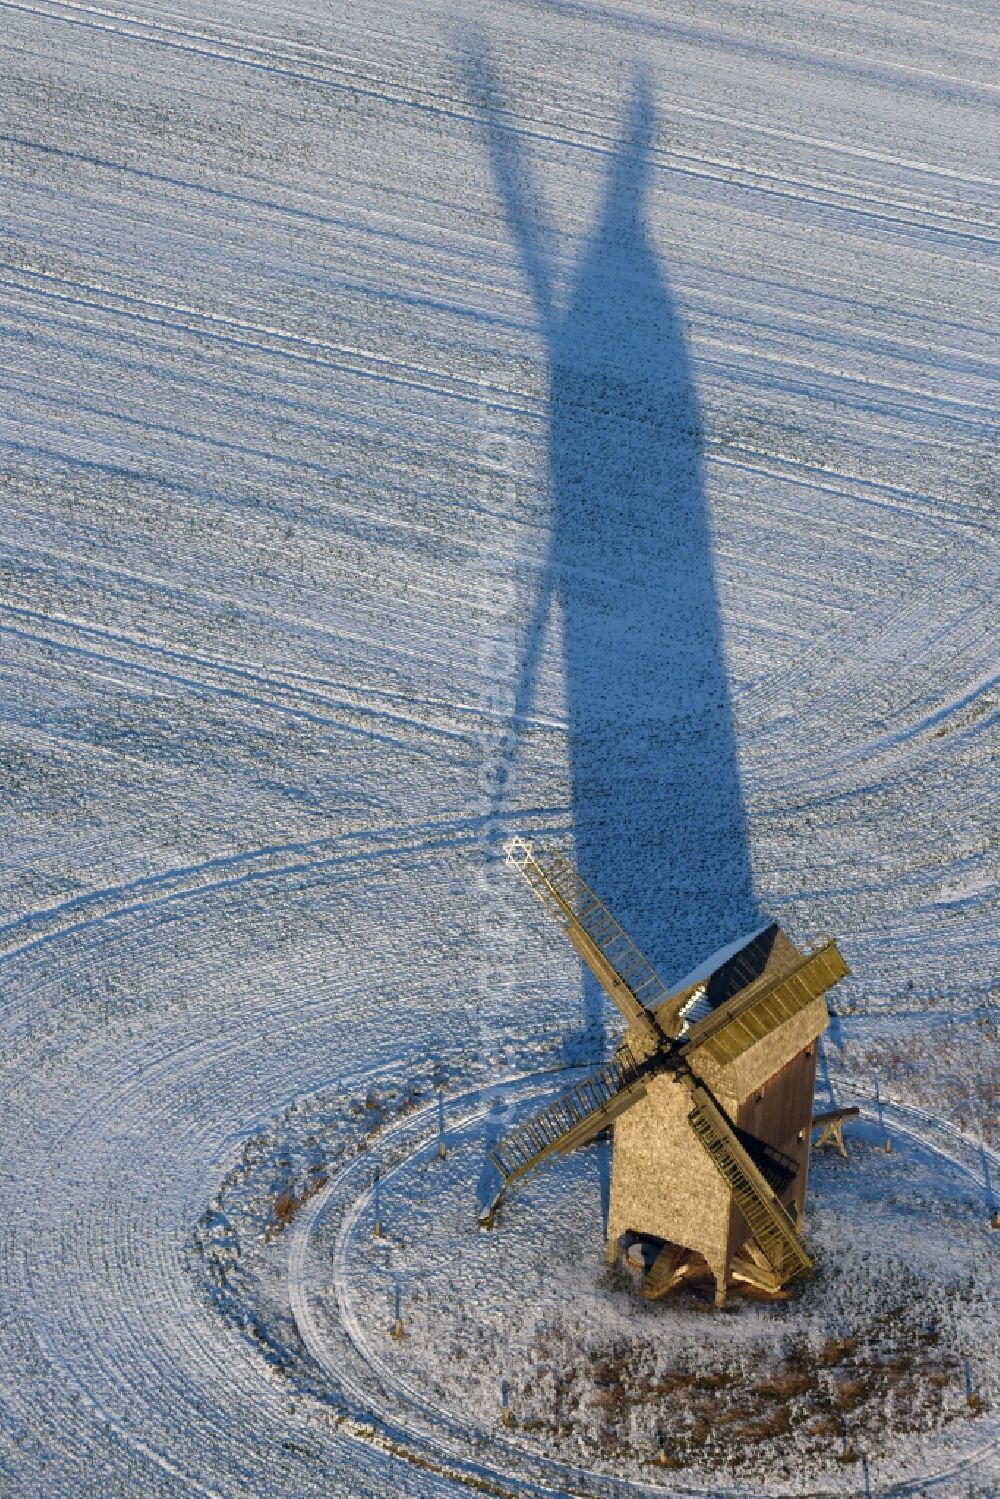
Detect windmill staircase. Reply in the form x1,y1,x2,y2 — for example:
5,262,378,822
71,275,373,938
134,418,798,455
686,1082,813,1282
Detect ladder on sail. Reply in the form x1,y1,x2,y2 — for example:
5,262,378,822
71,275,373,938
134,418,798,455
487,1049,647,1191
503,836,672,1037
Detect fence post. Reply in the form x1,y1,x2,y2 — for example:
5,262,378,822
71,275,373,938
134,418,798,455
373,1165,383,1238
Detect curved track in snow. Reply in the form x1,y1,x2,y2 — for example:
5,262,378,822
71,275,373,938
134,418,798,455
286,1077,1000,1498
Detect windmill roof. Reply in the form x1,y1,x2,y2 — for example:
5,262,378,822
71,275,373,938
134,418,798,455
664,920,795,1014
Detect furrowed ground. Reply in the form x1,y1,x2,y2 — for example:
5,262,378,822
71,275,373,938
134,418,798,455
0,0,996,1494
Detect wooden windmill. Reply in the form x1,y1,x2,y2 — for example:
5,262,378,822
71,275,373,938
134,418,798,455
485,837,849,1306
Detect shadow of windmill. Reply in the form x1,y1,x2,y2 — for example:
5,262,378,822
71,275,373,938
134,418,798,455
470,52,759,1089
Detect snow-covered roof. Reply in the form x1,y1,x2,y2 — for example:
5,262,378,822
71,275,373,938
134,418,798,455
663,920,777,1002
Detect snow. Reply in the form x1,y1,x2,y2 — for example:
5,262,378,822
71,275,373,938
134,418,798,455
660,921,773,999
1,0,997,1493
286,1070,999,1495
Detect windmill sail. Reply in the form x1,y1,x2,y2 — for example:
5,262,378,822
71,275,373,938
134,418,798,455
503,836,673,1040
486,1047,649,1206
683,939,849,1068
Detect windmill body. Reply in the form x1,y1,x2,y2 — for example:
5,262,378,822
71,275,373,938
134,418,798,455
608,924,827,1300
490,838,848,1306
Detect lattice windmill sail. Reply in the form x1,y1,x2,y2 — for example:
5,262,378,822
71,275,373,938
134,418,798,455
485,836,849,1306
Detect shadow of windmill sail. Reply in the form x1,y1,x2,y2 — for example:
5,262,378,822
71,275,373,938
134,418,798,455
474,59,758,1058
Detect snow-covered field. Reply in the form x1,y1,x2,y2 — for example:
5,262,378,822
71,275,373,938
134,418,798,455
1,0,997,1493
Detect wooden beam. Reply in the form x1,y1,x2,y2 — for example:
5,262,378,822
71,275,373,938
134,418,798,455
644,1245,696,1300
812,1106,859,1158
812,1105,860,1125
729,1253,782,1293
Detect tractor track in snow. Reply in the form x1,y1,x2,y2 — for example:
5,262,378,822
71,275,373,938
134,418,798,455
2,0,996,1491
0,807,568,985
2,262,997,445
0,608,475,756
4,0,1000,246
